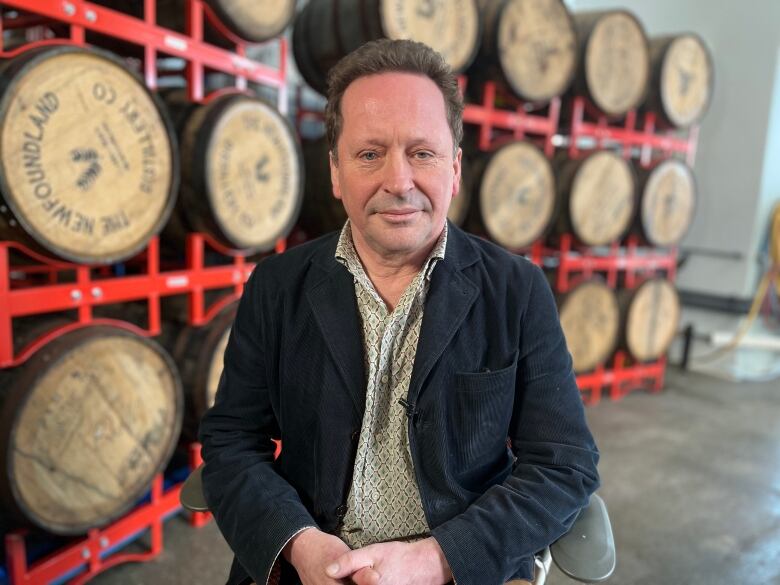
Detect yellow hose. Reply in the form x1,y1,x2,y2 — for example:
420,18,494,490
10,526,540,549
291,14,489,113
696,203,780,361
771,202,780,292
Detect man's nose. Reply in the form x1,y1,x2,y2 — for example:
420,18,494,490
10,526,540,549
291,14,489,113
381,151,414,196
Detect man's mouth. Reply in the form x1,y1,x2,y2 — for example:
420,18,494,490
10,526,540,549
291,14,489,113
376,208,421,222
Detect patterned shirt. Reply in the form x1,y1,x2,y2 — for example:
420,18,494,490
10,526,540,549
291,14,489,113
334,220,448,548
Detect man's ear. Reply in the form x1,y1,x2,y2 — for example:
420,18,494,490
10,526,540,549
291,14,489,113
451,147,462,199
330,150,342,200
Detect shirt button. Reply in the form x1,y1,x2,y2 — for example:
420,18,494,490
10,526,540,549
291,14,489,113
335,505,348,517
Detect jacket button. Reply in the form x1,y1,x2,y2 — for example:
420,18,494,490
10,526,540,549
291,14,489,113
335,504,348,517
350,429,360,442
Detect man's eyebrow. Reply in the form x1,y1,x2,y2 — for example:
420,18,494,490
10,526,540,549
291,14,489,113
352,138,387,147
347,136,445,151
406,137,438,148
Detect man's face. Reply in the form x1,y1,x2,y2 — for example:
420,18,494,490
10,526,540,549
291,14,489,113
330,72,461,258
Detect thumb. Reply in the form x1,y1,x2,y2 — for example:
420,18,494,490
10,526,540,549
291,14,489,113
325,549,374,579
352,566,381,585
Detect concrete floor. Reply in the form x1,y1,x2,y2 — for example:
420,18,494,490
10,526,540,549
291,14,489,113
86,366,780,585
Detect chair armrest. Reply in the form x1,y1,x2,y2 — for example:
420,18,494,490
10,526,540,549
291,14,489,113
179,464,210,512
550,493,616,582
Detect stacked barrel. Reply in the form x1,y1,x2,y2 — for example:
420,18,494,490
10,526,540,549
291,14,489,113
0,0,297,544
292,0,713,392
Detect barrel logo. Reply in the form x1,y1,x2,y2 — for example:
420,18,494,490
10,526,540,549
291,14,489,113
71,148,102,191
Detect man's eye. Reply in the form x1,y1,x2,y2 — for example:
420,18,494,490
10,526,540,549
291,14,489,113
414,151,434,159
360,152,379,161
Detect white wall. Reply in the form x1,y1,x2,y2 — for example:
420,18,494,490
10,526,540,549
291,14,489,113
568,0,780,302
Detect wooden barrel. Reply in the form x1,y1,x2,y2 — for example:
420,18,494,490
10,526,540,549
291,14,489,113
200,0,296,43
166,303,236,439
636,159,697,247
470,140,556,249
558,279,620,372
573,10,650,117
95,0,296,44
293,0,480,95
645,33,714,128
472,0,577,103
556,150,637,246
0,326,183,535
292,3,331,95
622,278,680,362
0,46,178,264
175,93,303,252
298,136,347,238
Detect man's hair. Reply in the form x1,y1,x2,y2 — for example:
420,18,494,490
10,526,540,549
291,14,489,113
324,38,464,162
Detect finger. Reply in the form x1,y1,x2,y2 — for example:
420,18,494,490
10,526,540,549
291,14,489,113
351,567,380,585
326,549,375,579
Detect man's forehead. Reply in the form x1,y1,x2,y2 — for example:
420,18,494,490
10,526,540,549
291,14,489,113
339,72,450,137
340,72,447,115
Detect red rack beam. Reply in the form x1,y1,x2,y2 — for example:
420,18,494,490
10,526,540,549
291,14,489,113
549,234,677,293
567,96,698,167
576,352,666,406
5,475,182,585
461,80,560,155
0,235,261,368
0,0,286,90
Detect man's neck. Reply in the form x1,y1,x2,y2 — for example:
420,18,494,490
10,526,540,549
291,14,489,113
349,226,443,311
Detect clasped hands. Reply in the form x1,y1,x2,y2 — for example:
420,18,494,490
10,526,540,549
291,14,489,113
283,527,453,585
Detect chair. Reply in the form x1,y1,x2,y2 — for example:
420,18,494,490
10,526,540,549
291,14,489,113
180,466,615,584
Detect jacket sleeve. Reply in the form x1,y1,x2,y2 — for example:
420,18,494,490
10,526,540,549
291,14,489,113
431,264,600,585
198,266,316,585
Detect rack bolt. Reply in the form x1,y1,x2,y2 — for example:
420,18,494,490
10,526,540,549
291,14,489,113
63,2,76,16
85,9,97,22
71,290,82,301
91,287,103,299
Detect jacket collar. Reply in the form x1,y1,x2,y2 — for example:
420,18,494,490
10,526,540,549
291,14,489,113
305,222,481,417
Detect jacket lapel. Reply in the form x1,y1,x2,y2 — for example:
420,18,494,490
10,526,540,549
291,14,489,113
306,251,366,419
408,225,480,403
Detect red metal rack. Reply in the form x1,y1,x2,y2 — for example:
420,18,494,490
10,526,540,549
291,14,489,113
566,95,699,168
0,1,290,582
460,78,561,156
4,476,179,585
550,234,677,294
0,233,290,368
577,353,666,406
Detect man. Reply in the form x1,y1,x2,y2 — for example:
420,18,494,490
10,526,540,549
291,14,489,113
199,39,599,585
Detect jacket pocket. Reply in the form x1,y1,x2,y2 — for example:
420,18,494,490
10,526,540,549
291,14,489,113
452,353,517,469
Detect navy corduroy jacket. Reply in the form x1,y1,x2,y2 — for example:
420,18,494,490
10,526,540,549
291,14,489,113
199,222,600,585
